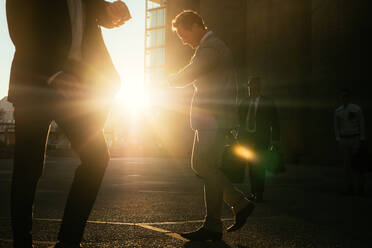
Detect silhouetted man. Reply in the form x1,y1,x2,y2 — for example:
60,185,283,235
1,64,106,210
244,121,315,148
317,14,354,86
238,77,280,202
6,0,130,247
334,89,366,195
168,10,255,241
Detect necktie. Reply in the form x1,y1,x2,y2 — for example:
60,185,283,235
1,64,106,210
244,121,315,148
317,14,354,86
247,99,256,130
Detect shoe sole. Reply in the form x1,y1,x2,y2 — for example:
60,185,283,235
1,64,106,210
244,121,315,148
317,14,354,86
226,203,255,232
180,233,222,241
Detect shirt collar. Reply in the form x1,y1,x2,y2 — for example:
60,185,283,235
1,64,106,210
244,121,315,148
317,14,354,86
249,95,260,101
200,31,213,46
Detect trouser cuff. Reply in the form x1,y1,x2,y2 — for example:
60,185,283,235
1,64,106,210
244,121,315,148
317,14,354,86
204,216,222,232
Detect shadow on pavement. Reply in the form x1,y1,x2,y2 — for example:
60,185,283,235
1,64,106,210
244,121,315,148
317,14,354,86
184,240,233,248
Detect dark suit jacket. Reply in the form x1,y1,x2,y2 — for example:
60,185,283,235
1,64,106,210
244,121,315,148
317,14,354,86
238,96,280,149
6,0,120,104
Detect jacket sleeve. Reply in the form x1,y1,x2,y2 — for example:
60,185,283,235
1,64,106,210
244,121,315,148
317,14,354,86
238,100,246,128
6,0,39,49
334,110,341,141
270,99,280,142
169,47,219,87
359,107,366,141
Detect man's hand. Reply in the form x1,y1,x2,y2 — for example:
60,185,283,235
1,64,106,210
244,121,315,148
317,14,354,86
271,140,280,150
48,72,90,99
106,1,131,27
230,128,239,140
360,139,366,148
166,74,177,87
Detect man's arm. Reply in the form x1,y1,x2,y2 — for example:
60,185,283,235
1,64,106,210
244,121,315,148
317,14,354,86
168,47,219,88
6,0,39,49
334,110,341,141
270,99,280,143
359,107,366,141
237,99,246,128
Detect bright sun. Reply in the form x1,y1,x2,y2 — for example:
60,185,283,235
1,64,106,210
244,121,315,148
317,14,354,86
116,84,149,113
102,0,147,114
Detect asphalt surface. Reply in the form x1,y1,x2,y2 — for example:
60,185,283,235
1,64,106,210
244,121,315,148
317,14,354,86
0,156,371,247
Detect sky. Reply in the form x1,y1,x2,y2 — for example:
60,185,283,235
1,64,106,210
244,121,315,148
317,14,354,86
0,0,146,102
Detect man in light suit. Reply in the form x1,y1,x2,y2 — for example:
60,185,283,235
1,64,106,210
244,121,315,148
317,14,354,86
238,77,280,202
6,1,130,247
169,10,255,241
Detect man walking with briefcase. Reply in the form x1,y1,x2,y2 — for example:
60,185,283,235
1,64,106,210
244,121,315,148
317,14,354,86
238,77,280,202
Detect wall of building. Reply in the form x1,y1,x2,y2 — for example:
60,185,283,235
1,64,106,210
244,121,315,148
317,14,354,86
199,0,248,89
244,0,312,163
243,0,370,165
309,0,370,164
164,0,370,164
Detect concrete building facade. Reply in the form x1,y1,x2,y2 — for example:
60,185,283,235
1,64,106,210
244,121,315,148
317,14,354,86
164,0,370,165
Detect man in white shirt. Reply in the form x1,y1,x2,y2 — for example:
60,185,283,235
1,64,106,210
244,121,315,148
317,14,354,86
334,89,366,195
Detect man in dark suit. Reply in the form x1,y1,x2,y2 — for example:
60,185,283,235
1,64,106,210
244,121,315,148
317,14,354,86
6,1,131,247
238,77,280,202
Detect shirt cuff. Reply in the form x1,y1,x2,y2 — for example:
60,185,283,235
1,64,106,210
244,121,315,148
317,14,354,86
47,71,63,85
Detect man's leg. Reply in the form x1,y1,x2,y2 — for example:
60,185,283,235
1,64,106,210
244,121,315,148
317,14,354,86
191,130,251,231
191,130,222,231
55,111,110,245
249,161,266,201
354,172,365,195
11,105,51,248
350,137,364,195
339,139,354,193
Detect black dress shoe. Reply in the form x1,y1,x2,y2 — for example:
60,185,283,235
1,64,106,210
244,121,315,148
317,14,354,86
248,193,264,202
247,193,256,201
226,201,255,232
255,192,263,202
179,226,222,241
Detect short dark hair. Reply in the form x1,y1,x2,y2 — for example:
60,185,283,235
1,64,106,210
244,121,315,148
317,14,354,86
340,88,351,96
172,10,207,31
247,77,261,87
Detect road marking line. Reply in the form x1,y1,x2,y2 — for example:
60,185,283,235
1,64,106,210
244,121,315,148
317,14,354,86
0,238,55,245
0,238,98,246
138,224,189,242
0,217,234,226
138,190,187,194
0,218,235,244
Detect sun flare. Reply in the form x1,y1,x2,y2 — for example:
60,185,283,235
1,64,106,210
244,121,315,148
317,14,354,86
116,84,149,113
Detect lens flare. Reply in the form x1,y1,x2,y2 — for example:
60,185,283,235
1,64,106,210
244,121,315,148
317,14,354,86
234,145,256,161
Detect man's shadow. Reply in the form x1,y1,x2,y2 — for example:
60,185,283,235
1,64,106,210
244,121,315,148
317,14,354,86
183,240,231,248
183,240,249,248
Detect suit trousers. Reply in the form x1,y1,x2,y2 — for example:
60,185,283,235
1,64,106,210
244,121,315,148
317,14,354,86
11,95,110,247
248,160,266,194
240,132,267,194
191,129,246,232
339,136,364,192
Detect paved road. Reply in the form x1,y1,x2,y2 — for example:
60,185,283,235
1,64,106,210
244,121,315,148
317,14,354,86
0,157,371,247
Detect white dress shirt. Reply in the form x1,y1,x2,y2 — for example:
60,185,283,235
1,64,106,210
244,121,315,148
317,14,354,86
334,103,365,141
48,0,85,84
245,96,260,132
67,0,85,61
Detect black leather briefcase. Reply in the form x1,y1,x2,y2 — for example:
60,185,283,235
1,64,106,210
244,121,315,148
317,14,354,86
220,143,247,184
